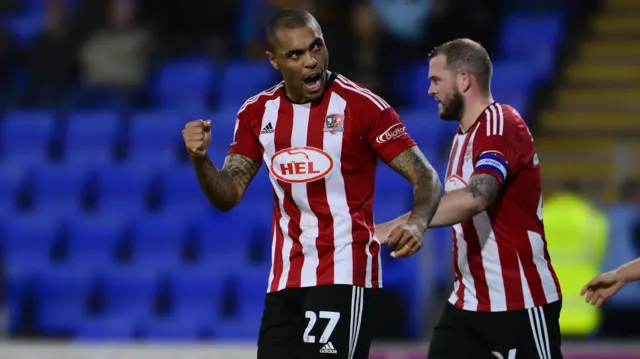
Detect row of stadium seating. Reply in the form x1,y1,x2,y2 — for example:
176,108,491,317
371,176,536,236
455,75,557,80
0,110,455,166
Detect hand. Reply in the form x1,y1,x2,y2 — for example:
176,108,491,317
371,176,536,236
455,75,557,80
385,222,425,258
182,119,212,157
374,222,394,244
580,270,626,307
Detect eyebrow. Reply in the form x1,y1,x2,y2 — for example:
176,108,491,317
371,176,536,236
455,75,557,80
282,38,323,57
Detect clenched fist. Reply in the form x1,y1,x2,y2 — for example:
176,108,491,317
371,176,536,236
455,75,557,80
182,119,211,157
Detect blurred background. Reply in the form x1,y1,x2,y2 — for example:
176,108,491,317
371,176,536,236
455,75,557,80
0,0,639,357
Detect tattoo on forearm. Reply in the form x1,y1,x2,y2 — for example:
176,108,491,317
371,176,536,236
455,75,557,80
221,155,259,190
192,154,260,210
388,147,443,228
465,174,501,206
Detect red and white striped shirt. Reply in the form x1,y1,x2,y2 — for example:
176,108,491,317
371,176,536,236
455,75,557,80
444,102,562,312
228,73,416,292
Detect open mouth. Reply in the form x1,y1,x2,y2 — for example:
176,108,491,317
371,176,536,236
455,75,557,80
303,73,323,92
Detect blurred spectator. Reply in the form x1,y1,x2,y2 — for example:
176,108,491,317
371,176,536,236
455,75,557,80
599,179,640,338
0,20,19,105
0,0,21,13
350,3,383,94
425,0,502,56
138,0,237,60
544,181,609,338
78,0,152,109
22,0,79,108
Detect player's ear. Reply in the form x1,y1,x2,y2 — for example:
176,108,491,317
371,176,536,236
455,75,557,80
458,71,471,93
266,51,280,70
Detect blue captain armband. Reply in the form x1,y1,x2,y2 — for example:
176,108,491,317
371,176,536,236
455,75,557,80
474,152,508,183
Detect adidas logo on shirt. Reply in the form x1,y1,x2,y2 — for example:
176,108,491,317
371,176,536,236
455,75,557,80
319,342,337,354
261,122,274,134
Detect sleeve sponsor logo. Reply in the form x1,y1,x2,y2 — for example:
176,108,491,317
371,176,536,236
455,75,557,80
375,123,407,144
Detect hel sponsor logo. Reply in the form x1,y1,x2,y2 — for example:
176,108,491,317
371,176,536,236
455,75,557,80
270,146,334,183
375,123,407,144
444,175,467,194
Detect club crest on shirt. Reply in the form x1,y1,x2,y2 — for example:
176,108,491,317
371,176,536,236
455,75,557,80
323,114,345,134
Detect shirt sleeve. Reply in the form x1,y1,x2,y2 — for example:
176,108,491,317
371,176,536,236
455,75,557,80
226,109,262,163
471,111,524,184
367,108,417,164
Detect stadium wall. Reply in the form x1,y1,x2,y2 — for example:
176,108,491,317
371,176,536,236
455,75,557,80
0,341,638,359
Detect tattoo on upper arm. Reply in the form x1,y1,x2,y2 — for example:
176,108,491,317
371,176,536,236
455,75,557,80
388,147,430,182
465,174,501,206
221,154,261,190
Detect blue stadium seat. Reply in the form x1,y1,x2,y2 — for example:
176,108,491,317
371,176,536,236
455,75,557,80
101,267,159,319
500,14,563,61
129,214,189,268
127,111,184,167
157,166,210,214
34,267,96,334
65,215,125,268
234,269,269,319
138,317,205,340
30,164,88,216
0,164,23,217
401,113,442,150
0,110,56,166
211,315,261,341
406,64,440,111
491,61,539,117
3,264,31,333
4,14,42,48
206,114,238,153
64,111,120,167
2,215,61,269
374,165,412,203
93,164,153,216
194,215,253,269
212,270,265,340
168,269,226,321
383,260,423,337
217,61,277,112
74,317,136,341
153,58,215,112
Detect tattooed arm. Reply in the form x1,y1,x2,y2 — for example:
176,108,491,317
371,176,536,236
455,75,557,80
425,174,501,227
191,154,260,211
386,146,443,231
378,173,501,233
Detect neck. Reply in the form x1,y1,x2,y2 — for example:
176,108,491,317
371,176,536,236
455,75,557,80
460,93,494,132
284,83,305,104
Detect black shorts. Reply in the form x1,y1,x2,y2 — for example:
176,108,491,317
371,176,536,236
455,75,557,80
258,284,376,359
428,301,563,359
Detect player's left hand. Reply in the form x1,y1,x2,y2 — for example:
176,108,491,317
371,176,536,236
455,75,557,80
385,222,425,258
580,270,625,307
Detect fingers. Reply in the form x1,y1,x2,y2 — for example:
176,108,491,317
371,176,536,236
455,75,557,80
391,239,421,258
583,288,610,307
390,232,422,258
580,279,596,296
387,227,411,250
385,227,403,249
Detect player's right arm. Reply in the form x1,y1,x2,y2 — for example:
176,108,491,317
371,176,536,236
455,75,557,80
182,119,261,211
581,257,640,306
